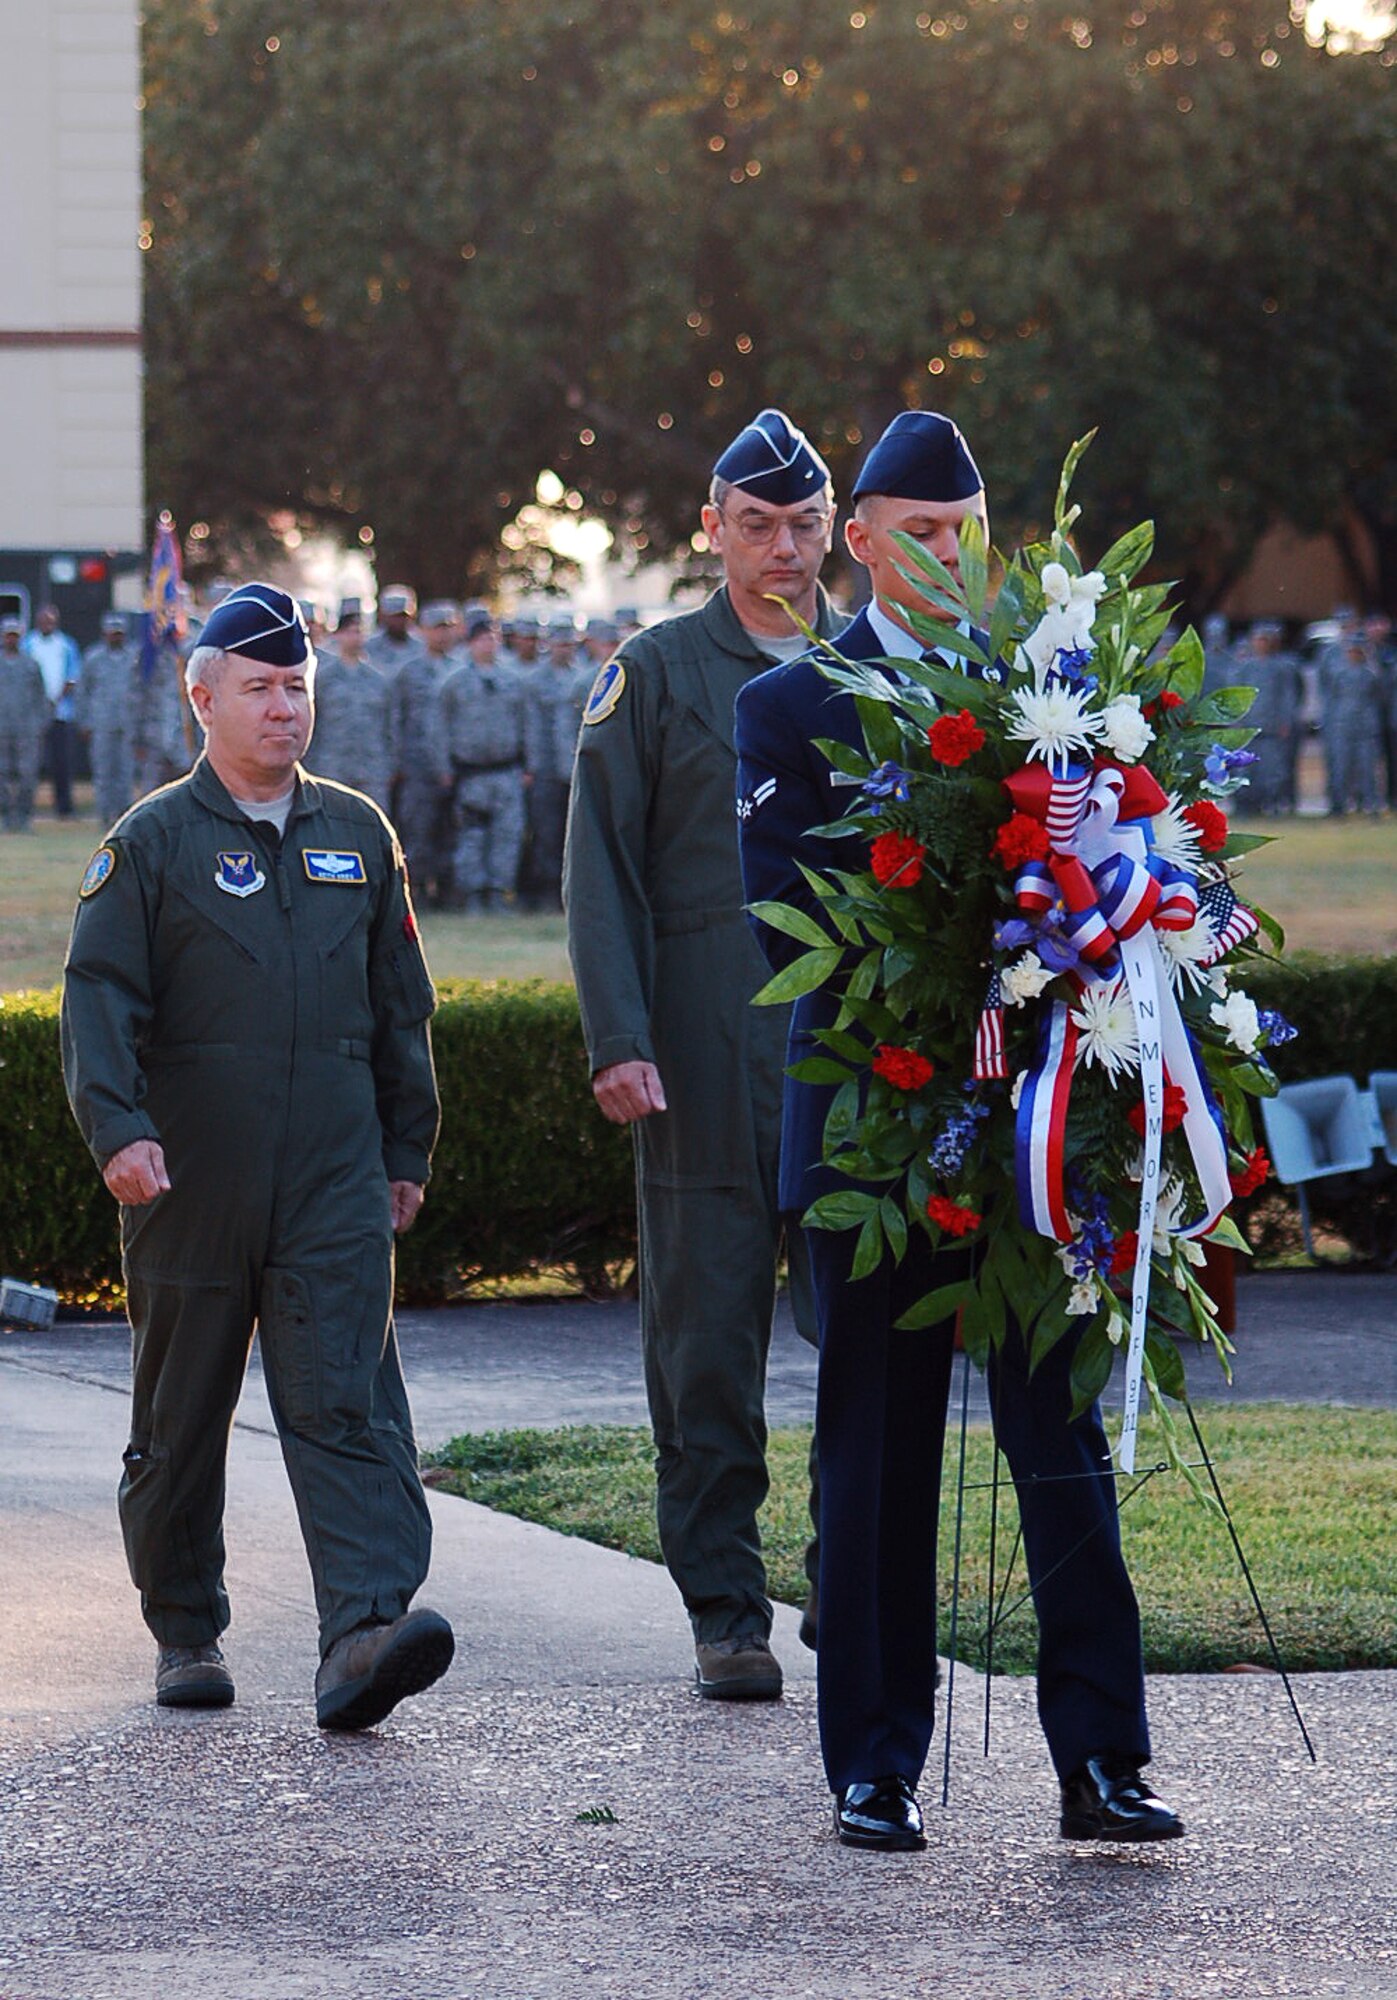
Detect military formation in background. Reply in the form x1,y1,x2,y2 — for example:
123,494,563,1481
3,590,1394,845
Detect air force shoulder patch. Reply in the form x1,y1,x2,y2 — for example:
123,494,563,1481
79,846,117,898
582,656,626,726
303,849,367,884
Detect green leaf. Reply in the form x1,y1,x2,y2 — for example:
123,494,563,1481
850,1210,886,1281
753,948,844,1006
747,900,836,950
1097,520,1155,582
1251,903,1286,953
1144,1325,1187,1402
1204,1214,1252,1254
1194,686,1258,724
880,1192,909,1264
824,1077,862,1151
1157,628,1205,701
854,694,905,764
896,610,990,669
1028,1284,1077,1373
894,1278,974,1331
1231,1060,1279,1098
958,512,989,624
1219,831,1272,859
963,1266,1006,1356
802,1189,879,1230
787,1056,855,1085
1067,1317,1115,1418
890,531,968,615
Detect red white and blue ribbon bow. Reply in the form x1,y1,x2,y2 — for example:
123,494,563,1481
1000,756,1234,1470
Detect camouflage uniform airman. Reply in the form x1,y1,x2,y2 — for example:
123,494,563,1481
441,646,528,910
0,623,49,830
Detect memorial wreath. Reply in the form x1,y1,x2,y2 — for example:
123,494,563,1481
752,436,1296,1476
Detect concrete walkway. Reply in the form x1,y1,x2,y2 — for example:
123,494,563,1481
1,1272,1394,1999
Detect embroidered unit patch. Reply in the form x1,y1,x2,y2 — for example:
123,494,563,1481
79,847,117,898
214,851,267,899
582,656,626,725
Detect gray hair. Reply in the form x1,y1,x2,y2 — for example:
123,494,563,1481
185,644,318,696
185,644,229,695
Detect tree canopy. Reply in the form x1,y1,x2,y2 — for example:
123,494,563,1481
144,0,1397,606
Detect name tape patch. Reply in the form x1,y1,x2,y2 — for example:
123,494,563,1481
303,849,367,884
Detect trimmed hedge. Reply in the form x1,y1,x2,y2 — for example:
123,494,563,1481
0,981,635,1306
3,956,1394,1304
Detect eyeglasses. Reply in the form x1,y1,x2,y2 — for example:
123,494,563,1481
718,509,833,548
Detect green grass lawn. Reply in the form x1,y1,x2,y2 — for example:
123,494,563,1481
425,1405,1397,1675
3,786,1393,993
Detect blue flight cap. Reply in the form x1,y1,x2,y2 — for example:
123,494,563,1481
199,583,312,667
852,410,983,503
713,408,831,505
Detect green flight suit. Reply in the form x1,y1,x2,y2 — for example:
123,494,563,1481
563,585,842,1644
61,758,440,1657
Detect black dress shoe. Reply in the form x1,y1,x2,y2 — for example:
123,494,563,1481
834,1776,927,1852
1059,1753,1185,1842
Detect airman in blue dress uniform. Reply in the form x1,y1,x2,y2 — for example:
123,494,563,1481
735,411,1183,1850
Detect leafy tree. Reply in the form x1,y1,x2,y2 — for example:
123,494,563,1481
144,0,1397,608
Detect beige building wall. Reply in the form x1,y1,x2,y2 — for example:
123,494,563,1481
0,0,143,551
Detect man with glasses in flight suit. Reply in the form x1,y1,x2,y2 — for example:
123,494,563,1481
565,410,844,1700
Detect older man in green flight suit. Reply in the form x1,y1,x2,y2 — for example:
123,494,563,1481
564,410,845,1699
62,583,453,1730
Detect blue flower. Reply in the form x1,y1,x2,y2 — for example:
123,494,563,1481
1048,646,1099,695
1204,744,1261,788
1258,1008,1298,1046
993,918,1035,954
861,760,912,815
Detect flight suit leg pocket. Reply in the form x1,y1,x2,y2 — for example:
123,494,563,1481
260,1248,392,1444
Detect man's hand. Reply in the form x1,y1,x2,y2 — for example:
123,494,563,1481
592,1061,667,1125
390,1181,425,1233
102,1140,171,1205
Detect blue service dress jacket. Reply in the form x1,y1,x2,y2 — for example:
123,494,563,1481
735,605,963,1213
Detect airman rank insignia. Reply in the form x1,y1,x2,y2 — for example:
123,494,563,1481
582,656,626,726
79,846,117,899
303,849,367,883
214,850,267,899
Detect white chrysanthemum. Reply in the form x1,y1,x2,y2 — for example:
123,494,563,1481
1098,694,1154,764
1008,679,1105,769
1002,952,1055,1007
1158,918,1215,994
1212,987,1261,1054
1149,793,1204,870
1206,966,1230,997
1071,978,1140,1079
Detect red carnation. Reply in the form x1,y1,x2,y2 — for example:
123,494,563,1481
992,812,1052,869
926,1194,982,1237
1109,1230,1140,1277
872,1044,935,1091
1144,690,1185,721
1128,1083,1188,1136
870,830,926,889
927,708,986,767
1229,1146,1271,1197
1183,799,1229,854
